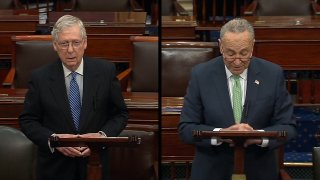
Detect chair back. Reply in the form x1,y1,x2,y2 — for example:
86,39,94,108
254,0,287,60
108,125,158,180
314,147,320,180
0,0,16,9
0,126,36,180
12,35,58,88
162,41,220,97
72,0,130,11
257,0,312,16
131,36,158,92
161,0,175,16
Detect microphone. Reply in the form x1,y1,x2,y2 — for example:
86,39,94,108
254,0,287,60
241,100,249,123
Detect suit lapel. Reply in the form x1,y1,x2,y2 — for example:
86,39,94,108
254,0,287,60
212,58,235,125
244,58,261,123
48,60,76,131
79,58,100,131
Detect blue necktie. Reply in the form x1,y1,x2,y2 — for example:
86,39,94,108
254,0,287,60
69,72,81,131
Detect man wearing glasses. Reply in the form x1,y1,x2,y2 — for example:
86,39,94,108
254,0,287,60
179,18,296,180
19,15,128,180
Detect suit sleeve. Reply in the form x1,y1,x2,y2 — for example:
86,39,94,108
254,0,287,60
100,63,128,137
178,67,216,147
263,67,297,149
19,72,54,150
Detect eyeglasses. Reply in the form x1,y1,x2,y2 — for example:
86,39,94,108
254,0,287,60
223,55,252,62
57,40,83,50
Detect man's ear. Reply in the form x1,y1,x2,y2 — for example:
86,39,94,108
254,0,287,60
251,39,255,51
53,41,58,52
218,39,223,54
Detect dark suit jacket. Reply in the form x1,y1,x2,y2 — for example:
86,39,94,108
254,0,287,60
179,56,296,180
19,57,128,180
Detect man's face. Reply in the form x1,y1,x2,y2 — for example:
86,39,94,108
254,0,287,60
219,31,254,75
53,25,87,71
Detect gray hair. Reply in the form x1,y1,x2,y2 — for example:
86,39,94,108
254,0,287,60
220,18,255,40
51,15,87,42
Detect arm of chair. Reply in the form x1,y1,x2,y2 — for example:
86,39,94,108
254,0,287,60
154,160,159,180
174,1,189,16
117,67,132,82
130,0,144,12
311,1,320,15
279,169,292,180
2,67,15,88
243,0,258,15
117,68,132,92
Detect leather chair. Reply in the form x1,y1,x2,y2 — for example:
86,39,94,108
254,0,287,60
108,124,158,180
0,0,21,9
161,0,189,16
161,41,220,97
117,36,158,92
2,35,58,88
244,0,320,16
0,125,37,180
71,0,143,12
313,147,320,180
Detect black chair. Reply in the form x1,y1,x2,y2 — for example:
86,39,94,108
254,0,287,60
161,41,220,97
71,0,143,12
108,124,158,180
2,35,58,88
161,0,189,16
244,0,320,16
118,36,158,92
313,147,320,180
0,126,37,180
0,0,22,9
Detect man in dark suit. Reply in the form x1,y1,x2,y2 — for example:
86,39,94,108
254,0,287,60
178,18,296,180
19,15,128,180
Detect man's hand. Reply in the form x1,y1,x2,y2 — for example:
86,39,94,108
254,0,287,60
54,133,107,157
219,123,262,147
220,123,254,131
55,134,84,157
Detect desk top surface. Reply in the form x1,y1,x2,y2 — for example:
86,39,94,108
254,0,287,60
162,16,197,27
48,12,147,27
244,16,320,28
0,89,158,109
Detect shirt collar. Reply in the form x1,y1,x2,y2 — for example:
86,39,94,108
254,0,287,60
225,65,248,80
63,58,84,77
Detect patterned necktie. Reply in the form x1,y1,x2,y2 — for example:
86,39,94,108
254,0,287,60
232,75,242,123
69,72,81,131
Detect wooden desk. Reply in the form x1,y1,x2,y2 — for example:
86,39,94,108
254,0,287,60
244,16,320,40
124,91,159,124
86,34,134,63
162,16,197,40
196,16,320,41
254,40,320,70
162,97,194,162
0,89,158,128
238,17,320,71
48,12,147,35
0,11,38,82
0,12,38,58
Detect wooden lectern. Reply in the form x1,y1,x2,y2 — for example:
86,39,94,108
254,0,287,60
193,130,287,180
49,136,140,180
